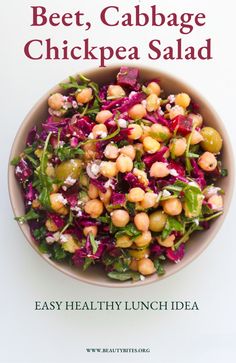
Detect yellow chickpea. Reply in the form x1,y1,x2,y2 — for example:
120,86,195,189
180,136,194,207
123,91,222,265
111,209,130,227
128,124,143,140
92,124,107,139
104,143,119,159
83,141,97,160
107,85,126,98
150,123,171,142
52,184,60,193
169,105,185,120
140,125,151,142
186,130,204,145
48,93,64,110
134,212,150,232
129,259,139,271
198,152,217,171
133,168,149,187
134,231,152,247
95,110,113,124
129,247,150,259
143,136,161,154
188,113,203,128
80,174,89,187
146,81,161,96
75,88,93,104
99,188,112,204
116,235,133,248
84,199,104,218
45,219,59,232
100,161,118,178
50,193,68,215
45,164,55,178
169,138,187,157
149,210,167,232
146,94,161,112
150,162,170,178
140,192,159,209
88,183,99,199
157,234,175,248
127,187,145,203
208,195,223,211
138,258,156,275
83,225,98,237
128,104,147,120
32,199,41,209
175,93,191,108
120,145,136,160
116,154,133,173
162,198,182,216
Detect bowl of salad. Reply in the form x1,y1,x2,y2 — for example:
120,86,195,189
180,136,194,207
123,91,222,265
8,65,234,287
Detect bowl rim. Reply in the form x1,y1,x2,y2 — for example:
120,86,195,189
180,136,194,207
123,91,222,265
8,63,235,288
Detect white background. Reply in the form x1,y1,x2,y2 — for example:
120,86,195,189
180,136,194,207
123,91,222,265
0,1,236,362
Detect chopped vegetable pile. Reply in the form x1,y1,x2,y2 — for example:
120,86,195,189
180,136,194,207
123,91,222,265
11,67,227,282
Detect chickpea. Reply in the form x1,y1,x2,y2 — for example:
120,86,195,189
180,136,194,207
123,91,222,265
200,127,223,153
129,259,139,271
175,93,191,108
75,88,93,104
84,199,104,218
162,198,182,216
129,248,150,259
186,130,203,145
120,145,136,160
189,113,203,128
32,199,41,209
143,136,161,154
169,105,185,120
83,225,98,237
150,162,170,178
146,81,161,96
149,210,167,232
80,174,89,187
140,125,151,142
95,110,113,124
45,219,59,232
34,148,43,159
128,124,143,140
198,152,217,171
83,141,97,160
92,124,107,139
107,85,126,99
157,234,175,248
50,193,68,215
134,231,152,247
146,94,161,112
99,188,112,204
48,93,64,110
104,143,119,160
116,154,133,173
133,168,149,187
140,192,159,209
111,209,130,227
134,212,150,232
127,187,145,203
138,258,156,275
88,183,99,199
169,138,187,157
52,184,60,193
183,194,203,218
208,195,223,211
116,235,133,248
150,123,171,142
61,234,79,253
100,161,118,178
128,104,147,120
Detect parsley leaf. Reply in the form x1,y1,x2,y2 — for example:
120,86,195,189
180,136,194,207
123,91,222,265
15,209,39,224
107,271,141,282
162,216,184,240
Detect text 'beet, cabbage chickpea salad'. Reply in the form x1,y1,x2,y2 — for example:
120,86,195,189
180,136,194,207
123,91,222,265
12,67,227,282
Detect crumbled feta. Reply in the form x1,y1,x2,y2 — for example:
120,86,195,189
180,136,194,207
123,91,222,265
141,100,147,108
169,169,178,177
158,108,164,116
193,218,199,226
97,131,107,138
162,190,171,197
140,275,146,281
204,186,221,199
62,186,67,191
118,118,128,128
15,166,22,174
129,91,137,99
104,178,115,189
188,181,200,189
168,94,175,103
88,132,94,139
72,100,78,108
91,163,101,176
54,194,67,205
60,234,68,243
45,236,55,244
64,176,76,186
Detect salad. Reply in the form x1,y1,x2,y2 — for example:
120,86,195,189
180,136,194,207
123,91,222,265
11,66,227,282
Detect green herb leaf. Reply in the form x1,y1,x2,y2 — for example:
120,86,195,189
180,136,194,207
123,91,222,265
83,258,94,271
125,201,136,216
98,214,111,224
38,241,50,254
33,227,47,240
11,156,21,166
153,259,166,276
162,216,184,240
15,209,39,224
89,233,98,254
60,76,85,90
53,244,67,260
107,271,141,282
184,185,204,218
114,223,141,240
57,145,84,161
221,168,228,177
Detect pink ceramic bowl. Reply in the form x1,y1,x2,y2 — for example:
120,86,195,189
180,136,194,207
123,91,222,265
8,65,235,287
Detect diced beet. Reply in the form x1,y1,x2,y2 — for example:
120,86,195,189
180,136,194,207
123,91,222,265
170,115,193,136
166,244,185,262
117,66,139,88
